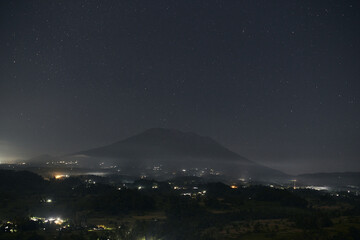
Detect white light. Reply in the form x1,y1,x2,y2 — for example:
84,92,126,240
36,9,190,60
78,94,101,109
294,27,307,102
54,218,64,225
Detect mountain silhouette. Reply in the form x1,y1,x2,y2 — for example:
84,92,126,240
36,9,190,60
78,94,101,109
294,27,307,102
70,128,287,181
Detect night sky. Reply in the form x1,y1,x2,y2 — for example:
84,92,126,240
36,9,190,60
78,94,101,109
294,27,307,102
0,0,359,174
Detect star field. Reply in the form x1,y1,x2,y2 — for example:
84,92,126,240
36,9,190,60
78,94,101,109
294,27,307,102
0,0,359,174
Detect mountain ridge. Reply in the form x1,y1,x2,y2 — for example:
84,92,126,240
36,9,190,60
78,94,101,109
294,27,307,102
79,128,249,162
68,128,288,181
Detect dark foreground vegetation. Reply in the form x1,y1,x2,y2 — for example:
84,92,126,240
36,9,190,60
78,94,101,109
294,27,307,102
0,170,360,240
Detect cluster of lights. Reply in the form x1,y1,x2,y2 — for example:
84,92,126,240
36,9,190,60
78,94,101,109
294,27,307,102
30,217,65,225
135,185,159,190
181,193,191,196
85,179,96,184
181,190,206,197
305,186,330,191
153,166,161,171
170,167,224,177
1,221,17,233
46,160,78,165
89,225,113,231
40,198,53,203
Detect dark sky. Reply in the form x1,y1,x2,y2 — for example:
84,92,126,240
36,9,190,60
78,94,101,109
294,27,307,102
0,0,359,174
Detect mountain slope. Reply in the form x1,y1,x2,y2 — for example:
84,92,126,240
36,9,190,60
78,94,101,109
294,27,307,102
70,128,288,181
81,128,247,161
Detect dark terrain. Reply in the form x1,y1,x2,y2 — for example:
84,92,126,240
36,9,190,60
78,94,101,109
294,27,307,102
0,169,359,240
